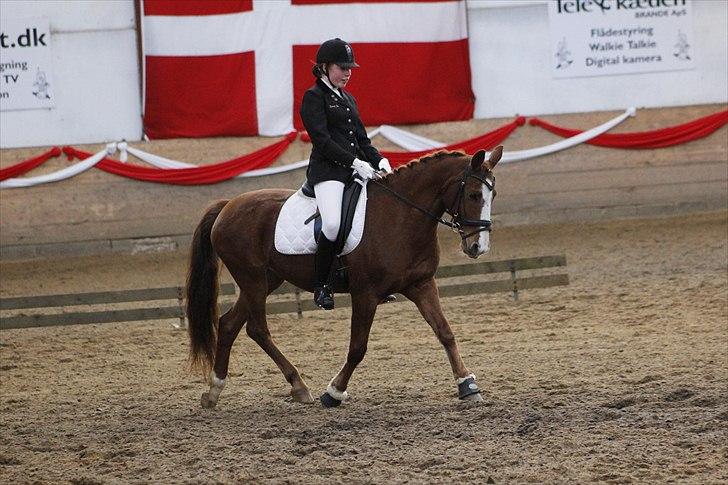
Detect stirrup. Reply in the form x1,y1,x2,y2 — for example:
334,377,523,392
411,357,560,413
314,285,335,310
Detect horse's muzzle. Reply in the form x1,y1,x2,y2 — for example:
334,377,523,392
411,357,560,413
463,240,489,259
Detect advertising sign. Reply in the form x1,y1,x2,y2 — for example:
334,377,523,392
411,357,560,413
549,0,695,78
0,17,55,111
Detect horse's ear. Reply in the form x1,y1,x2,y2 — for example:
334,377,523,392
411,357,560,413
486,146,503,170
470,150,486,170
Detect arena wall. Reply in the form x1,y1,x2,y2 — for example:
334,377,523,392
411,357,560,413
468,0,728,118
1,105,725,259
1,1,726,148
0,1,141,148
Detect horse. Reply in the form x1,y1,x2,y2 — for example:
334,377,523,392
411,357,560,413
186,146,503,408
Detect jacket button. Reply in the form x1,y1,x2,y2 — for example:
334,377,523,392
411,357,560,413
346,108,350,111
350,142,354,146
349,130,353,135
347,119,351,122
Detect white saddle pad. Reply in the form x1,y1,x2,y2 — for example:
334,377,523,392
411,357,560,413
274,184,368,256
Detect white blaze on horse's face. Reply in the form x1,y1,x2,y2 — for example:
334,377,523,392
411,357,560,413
461,178,494,258
477,181,494,254
461,146,501,259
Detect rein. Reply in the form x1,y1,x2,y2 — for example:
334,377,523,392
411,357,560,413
369,166,494,240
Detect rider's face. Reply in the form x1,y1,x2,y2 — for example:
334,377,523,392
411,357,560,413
326,63,351,88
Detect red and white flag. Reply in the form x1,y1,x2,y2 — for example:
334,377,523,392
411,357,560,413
142,0,474,139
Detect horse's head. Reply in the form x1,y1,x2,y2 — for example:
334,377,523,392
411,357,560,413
444,147,502,259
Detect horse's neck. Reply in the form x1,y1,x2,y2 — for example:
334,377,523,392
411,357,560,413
370,156,464,269
386,156,464,217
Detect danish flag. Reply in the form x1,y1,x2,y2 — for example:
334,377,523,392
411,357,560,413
142,0,474,139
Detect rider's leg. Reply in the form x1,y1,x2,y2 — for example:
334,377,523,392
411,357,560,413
314,235,337,309
313,180,345,309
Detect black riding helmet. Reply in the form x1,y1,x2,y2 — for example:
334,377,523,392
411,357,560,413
316,38,359,69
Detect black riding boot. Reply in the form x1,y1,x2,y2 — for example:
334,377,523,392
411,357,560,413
314,235,336,310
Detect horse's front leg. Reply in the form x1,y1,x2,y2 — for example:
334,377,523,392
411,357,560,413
320,293,378,408
403,278,483,401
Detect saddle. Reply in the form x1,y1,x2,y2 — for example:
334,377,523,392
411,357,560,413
301,177,364,255
274,176,368,291
274,177,396,302
301,177,364,291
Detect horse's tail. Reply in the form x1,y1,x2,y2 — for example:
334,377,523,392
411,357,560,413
186,200,228,376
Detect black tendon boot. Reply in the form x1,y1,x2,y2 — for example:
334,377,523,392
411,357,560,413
314,235,336,310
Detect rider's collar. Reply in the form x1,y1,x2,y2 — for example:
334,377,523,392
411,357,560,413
320,76,343,98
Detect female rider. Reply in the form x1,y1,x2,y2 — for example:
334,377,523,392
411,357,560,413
300,38,392,310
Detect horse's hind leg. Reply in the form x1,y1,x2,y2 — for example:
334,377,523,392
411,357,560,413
239,273,314,404
247,304,315,403
201,297,248,409
403,278,483,401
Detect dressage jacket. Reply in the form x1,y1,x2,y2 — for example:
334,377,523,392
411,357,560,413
300,78,384,186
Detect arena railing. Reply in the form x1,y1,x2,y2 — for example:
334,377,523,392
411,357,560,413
0,255,568,330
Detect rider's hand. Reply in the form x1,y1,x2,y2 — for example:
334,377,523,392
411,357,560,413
352,158,377,180
378,158,393,174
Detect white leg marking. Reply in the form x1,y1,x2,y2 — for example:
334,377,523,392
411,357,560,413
457,373,476,384
207,370,227,403
326,380,349,401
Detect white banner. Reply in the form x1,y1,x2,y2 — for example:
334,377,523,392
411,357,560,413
549,0,695,78
0,17,55,111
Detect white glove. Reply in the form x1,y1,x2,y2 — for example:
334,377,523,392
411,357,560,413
378,157,393,174
351,158,377,180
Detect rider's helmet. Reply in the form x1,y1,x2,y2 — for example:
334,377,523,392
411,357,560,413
315,38,359,69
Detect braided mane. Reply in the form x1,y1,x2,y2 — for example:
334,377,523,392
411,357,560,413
379,150,467,185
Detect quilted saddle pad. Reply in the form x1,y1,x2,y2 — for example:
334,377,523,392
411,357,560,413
274,186,368,256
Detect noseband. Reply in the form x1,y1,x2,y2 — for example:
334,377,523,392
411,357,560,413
370,165,495,243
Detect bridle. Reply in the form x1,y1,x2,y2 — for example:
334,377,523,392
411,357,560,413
446,165,495,239
369,164,495,242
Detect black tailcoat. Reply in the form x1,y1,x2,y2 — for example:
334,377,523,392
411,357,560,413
300,78,384,185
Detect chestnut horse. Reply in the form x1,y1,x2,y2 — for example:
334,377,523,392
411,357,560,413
186,147,503,408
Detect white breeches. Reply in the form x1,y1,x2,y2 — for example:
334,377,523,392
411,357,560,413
313,180,345,241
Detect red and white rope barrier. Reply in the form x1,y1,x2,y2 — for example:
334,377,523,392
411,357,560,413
2,107,726,189
1,144,116,189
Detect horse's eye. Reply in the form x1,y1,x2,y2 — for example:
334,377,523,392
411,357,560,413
468,192,482,201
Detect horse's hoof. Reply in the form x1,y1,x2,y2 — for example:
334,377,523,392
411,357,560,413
320,392,342,408
457,374,483,401
200,392,217,409
291,388,315,404
461,392,484,402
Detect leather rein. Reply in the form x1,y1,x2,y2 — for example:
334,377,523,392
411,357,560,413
369,165,495,241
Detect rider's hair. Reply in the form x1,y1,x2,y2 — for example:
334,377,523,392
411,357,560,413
312,63,327,78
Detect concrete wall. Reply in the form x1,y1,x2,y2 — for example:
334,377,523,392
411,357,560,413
0,104,725,259
0,0,141,148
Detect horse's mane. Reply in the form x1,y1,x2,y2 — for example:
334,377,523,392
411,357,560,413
379,150,467,185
